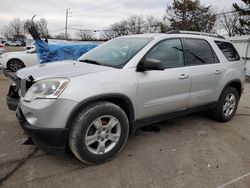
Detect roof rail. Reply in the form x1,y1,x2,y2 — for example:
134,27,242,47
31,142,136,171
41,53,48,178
166,30,225,39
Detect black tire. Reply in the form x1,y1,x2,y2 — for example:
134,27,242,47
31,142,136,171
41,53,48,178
7,59,25,72
69,102,129,164
212,87,239,122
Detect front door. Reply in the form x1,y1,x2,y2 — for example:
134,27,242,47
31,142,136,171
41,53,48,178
137,38,192,119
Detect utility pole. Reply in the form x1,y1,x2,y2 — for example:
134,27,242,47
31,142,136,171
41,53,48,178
65,8,70,40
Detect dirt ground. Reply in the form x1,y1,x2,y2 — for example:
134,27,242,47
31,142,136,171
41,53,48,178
1,47,250,188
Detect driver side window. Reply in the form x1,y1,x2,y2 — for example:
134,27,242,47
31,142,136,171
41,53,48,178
145,39,184,68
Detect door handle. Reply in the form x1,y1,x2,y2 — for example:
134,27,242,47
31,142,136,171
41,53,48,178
214,70,221,75
179,74,189,79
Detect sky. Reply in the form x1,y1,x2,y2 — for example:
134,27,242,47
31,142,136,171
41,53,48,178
0,0,244,37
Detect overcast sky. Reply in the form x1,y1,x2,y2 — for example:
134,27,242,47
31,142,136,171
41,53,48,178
0,0,244,36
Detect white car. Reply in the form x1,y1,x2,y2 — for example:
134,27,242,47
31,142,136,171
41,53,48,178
26,42,35,49
0,48,38,72
4,41,22,47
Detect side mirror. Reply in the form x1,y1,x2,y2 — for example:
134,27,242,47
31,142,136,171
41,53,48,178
137,58,165,71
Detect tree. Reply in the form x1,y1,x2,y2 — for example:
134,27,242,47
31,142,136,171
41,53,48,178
165,0,216,32
24,18,49,38
218,10,240,37
76,30,94,41
233,0,250,35
9,18,24,38
144,16,161,33
103,15,158,39
1,26,14,39
103,20,130,39
37,19,49,38
126,15,146,34
55,32,66,40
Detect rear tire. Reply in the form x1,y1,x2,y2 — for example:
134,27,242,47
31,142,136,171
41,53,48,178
212,87,239,122
7,59,25,72
69,102,129,164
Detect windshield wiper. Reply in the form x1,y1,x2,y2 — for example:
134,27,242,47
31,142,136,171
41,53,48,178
79,59,101,65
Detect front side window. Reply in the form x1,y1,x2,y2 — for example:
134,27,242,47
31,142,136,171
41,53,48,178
78,37,152,68
145,38,184,68
185,38,218,66
215,41,240,62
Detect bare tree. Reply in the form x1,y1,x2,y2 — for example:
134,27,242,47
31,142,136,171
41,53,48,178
102,29,117,40
24,18,49,38
144,16,161,33
127,15,145,34
102,20,129,39
102,14,169,40
76,30,94,41
55,32,66,40
9,18,24,38
37,18,49,38
218,11,240,37
1,26,14,39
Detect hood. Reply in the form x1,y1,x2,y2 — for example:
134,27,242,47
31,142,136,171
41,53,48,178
16,60,114,80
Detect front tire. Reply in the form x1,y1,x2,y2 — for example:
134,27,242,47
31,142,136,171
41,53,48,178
212,87,239,122
7,59,25,72
69,102,129,164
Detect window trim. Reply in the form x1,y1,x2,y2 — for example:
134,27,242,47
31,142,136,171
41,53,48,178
183,38,220,67
138,37,186,70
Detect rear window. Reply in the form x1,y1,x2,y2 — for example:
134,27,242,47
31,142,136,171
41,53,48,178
215,41,240,62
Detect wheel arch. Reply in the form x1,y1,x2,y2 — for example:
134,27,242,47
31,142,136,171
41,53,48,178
221,79,242,97
66,94,135,132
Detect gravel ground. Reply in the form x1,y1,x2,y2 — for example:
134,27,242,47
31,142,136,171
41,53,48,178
1,47,250,188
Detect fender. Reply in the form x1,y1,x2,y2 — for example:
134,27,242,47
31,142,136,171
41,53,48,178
65,93,135,131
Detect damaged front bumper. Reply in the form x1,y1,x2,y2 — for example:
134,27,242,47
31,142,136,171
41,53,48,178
5,71,21,111
16,106,70,154
4,70,34,111
6,85,20,111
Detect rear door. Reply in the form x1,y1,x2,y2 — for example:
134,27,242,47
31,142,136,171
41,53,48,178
137,38,192,119
183,38,222,107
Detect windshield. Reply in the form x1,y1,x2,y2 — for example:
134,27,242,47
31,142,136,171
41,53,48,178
78,37,152,68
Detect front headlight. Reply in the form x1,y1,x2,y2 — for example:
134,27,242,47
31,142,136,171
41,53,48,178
24,78,69,101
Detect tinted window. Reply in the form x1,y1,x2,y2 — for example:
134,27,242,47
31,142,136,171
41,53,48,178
215,41,240,61
185,38,218,65
145,39,184,68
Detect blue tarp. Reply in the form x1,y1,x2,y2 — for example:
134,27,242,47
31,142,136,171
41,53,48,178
35,40,97,64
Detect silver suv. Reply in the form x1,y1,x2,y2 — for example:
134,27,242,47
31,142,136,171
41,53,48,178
6,31,245,164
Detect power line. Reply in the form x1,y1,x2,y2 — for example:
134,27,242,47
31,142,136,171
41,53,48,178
71,0,139,18
71,0,123,15
215,10,238,16
45,0,99,21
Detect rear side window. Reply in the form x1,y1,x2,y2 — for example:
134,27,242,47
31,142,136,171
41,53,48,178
215,41,240,61
184,38,219,66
